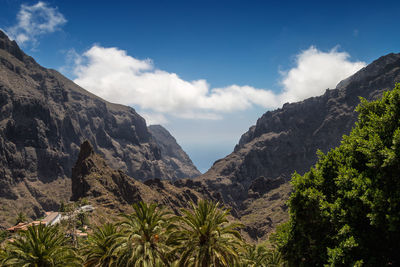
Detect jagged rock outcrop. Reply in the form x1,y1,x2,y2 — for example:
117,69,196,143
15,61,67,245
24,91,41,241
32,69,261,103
0,30,198,226
148,125,201,179
70,141,211,215
197,52,400,240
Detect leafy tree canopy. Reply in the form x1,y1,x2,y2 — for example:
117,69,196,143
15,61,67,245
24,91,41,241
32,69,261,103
114,202,175,267
173,200,244,267
278,84,400,266
3,224,81,266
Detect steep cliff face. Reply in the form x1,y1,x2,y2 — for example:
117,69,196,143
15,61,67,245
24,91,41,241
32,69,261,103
148,125,201,179
197,53,400,240
0,31,197,226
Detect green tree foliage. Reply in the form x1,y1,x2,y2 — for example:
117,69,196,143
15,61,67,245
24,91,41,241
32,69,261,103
3,224,81,266
114,202,174,266
1,200,288,266
78,198,89,207
59,201,66,213
234,243,271,267
234,239,285,267
83,223,121,267
15,212,27,224
0,230,9,244
173,200,243,267
77,211,88,228
279,84,400,266
266,249,285,267
0,248,7,266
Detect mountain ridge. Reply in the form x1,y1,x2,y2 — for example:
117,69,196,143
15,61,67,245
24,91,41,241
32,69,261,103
196,52,400,240
2,28,400,241
0,30,199,226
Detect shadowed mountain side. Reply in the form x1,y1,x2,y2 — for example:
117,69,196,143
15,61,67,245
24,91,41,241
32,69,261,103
148,125,201,179
0,30,198,226
196,52,400,240
71,141,214,216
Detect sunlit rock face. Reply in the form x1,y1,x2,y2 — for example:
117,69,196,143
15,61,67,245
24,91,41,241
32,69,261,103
0,30,198,226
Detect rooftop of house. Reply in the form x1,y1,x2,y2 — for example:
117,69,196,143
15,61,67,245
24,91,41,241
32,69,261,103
42,212,60,224
6,212,61,232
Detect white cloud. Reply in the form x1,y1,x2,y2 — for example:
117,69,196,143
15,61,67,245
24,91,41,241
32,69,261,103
58,48,83,76
73,46,277,119
140,112,169,125
279,46,366,103
71,45,366,122
6,1,66,45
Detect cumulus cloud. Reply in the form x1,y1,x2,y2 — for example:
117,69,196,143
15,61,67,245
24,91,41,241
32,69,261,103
279,46,366,103
71,45,366,122
73,46,277,117
140,112,169,125
5,1,66,45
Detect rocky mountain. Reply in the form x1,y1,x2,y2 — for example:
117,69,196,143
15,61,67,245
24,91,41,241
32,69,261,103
197,52,400,240
2,26,400,242
148,125,201,179
70,141,211,216
0,30,198,227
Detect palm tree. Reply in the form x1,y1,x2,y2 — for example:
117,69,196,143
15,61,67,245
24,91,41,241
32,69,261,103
235,244,286,267
265,249,285,267
173,200,244,267
0,230,9,243
15,212,27,224
83,223,121,267
0,247,7,266
114,202,175,266
235,244,270,267
3,224,81,266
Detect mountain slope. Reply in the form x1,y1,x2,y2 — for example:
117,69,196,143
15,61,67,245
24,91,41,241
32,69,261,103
70,141,209,216
197,52,400,240
148,125,201,179
0,30,198,226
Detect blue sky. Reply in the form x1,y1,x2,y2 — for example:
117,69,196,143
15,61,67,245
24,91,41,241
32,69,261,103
1,0,400,172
